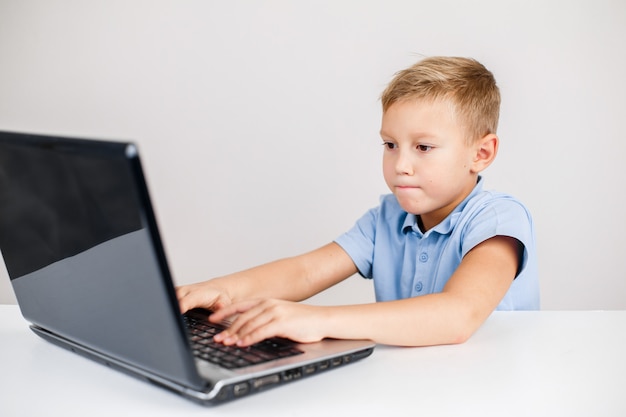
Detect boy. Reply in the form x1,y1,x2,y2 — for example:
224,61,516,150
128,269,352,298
177,56,539,347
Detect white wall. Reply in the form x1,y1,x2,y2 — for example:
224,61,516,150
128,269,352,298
1,0,625,309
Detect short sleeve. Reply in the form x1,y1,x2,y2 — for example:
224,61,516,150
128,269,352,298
460,195,534,277
334,206,379,279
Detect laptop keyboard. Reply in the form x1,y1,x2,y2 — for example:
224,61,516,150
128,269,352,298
184,313,304,369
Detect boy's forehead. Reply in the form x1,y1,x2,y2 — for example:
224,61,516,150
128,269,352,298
380,98,466,139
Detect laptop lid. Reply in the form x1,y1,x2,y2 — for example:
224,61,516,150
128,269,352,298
0,131,206,390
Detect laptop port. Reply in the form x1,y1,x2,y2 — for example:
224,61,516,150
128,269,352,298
252,374,281,390
283,368,302,381
318,360,330,370
233,382,249,397
331,357,343,367
303,364,316,375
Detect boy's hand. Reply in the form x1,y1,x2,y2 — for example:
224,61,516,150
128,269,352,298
176,281,233,314
209,299,327,347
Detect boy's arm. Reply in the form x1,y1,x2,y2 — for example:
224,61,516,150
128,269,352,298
323,235,520,345
176,242,357,314
214,235,519,347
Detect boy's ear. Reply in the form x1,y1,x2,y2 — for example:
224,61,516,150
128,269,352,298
470,133,498,173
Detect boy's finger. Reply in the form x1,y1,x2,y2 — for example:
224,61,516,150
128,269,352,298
209,299,256,322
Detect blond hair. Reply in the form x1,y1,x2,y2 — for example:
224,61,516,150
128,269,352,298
381,56,500,143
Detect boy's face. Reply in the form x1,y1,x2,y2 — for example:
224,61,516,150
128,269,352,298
380,99,481,231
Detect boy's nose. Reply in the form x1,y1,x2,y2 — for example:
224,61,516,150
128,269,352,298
395,152,414,175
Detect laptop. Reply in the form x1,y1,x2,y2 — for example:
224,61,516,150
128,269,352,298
0,130,375,405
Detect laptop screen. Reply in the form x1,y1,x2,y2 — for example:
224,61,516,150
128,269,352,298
0,135,142,279
0,132,205,389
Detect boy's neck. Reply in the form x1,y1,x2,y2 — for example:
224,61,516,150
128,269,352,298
416,216,427,233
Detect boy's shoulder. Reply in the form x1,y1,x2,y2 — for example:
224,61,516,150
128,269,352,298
462,189,532,221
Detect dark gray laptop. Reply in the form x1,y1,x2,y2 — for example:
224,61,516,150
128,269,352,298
0,130,375,405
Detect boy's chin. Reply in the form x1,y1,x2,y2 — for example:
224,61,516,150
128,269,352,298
394,195,427,215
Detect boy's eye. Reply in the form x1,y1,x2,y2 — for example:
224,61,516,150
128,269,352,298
382,142,396,150
417,144,432,152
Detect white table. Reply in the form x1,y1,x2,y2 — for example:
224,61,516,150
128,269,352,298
1,305,625,416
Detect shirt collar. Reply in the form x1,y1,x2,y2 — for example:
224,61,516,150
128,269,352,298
401,176,484,237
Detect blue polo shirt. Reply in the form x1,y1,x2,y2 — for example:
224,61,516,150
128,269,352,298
334,178,539,310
